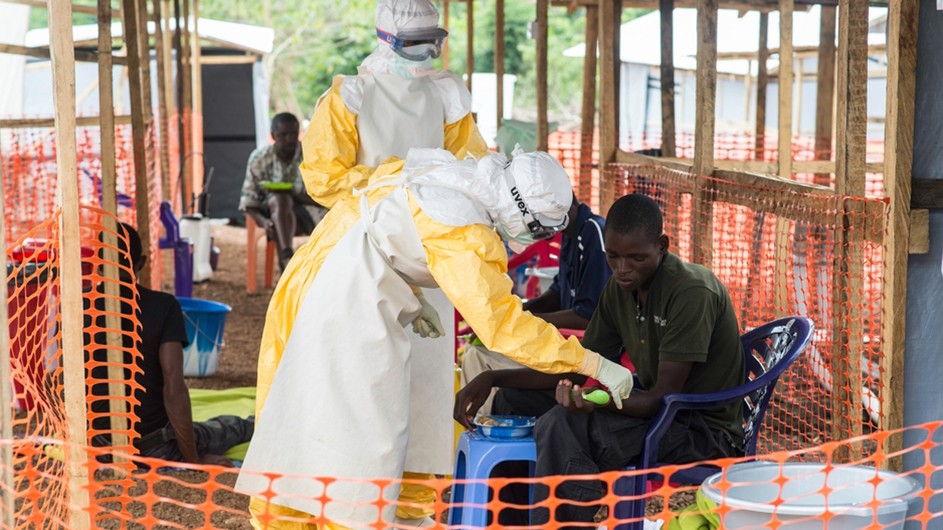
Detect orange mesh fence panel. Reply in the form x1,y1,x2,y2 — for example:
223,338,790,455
5,207,146,527
2,421,939,529
1,123,166,288
601,163,888,454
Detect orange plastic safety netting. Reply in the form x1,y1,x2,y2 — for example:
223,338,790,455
599,163,888,455
0,116,181,290
2,416,938,529
4,207,148,527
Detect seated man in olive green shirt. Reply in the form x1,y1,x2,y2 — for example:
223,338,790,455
454,193,744,528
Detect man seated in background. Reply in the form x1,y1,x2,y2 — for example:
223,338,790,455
239,112,324,270
455,194,744,528
458,193,611,415
87,222,254,467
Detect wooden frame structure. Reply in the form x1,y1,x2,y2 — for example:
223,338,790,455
0,2,917,524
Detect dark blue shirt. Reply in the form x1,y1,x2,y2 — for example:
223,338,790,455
549,203,611,320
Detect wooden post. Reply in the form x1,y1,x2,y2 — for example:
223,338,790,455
692,0,718,267
598,0,621,213
537,0,549,151
190,0,204,199
880,0,918,472
178,0,193,212
46,1,91,527
154,0,173,203
465,0,473,93
579,5,599,205
122,0,153,287
778,0,793,179
496,0,505,131
99,0,130,461
814,5,837,186
831,0,869,462
442,0,450,70
755,12,769,160
659,0,676,158
0,124,12,530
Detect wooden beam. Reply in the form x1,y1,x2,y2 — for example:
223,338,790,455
579,5,599,204
755,12,769,160
46,0,92,527
442,0,450,70
96,0,131,466
0,115,132,129
121,0,152,286
831,0,869,462
598,0,621,212
778,0,793,178
537,0,549,151
154,0,172,203
190,0,204,202
466,0,474,92
908,209,928,254
4,0,119,15
660,0,676,158
496,0,505,132
0,109,12,530
0,43,127,65
693,0,718,176
198,54,256,65
880,0,918,472
813,6,837,186
692,0,718,267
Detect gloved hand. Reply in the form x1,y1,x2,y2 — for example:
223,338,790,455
593,358,634,409
411,292,445,339
579,350,634,409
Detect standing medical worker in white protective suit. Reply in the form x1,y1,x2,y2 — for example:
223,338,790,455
299,0,488,211
280,2,488,523
236,149,635,530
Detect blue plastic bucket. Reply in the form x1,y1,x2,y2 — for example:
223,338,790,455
177,297,231,377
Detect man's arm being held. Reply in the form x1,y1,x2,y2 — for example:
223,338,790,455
453,368,588,429
558,360,693,418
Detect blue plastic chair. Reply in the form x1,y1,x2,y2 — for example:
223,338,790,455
157,201,193,298
611,316,814,530
447,430,537,528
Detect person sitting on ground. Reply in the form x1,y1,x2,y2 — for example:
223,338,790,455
459,194,611,415
240,112,324,270
87,222,254,467
454,193,745,529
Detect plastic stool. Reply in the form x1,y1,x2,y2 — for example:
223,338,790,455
448,430,536,528
246,217,275,293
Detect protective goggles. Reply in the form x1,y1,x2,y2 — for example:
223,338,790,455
525,213,568,240
376,27,448,61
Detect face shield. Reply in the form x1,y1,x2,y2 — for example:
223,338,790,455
376,26,448,61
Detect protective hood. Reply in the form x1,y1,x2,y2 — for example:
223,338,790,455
362,0,444,77
402,148,573,247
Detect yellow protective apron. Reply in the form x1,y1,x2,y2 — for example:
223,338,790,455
236,185,454,529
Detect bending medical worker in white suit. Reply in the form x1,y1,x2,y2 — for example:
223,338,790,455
236,149,634,530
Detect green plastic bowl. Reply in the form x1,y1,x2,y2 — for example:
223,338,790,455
261,181,294,191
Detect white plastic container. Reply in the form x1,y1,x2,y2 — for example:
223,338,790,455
701,462,920,530
179,215,213,282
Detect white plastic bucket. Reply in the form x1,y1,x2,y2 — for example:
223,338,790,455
701,462,920,530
